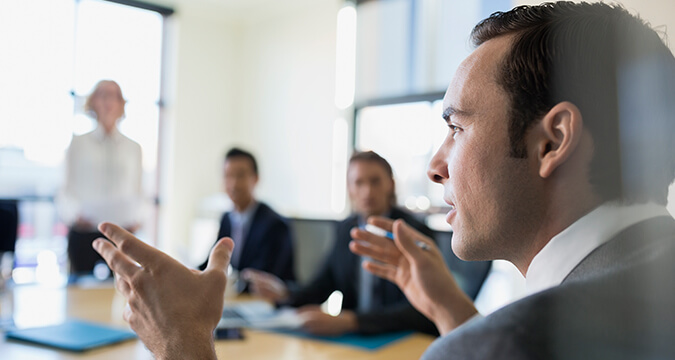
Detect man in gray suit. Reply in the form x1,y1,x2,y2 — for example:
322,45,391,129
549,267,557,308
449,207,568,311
90,2,674,359
349,2,675,359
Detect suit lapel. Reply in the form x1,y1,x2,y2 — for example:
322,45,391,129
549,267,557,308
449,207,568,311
237,205,264,269
220,213,232,238
564,216,675,283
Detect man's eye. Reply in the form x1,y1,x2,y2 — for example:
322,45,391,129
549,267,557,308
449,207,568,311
448,124,462,137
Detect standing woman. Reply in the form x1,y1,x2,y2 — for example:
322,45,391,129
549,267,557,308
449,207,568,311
58,80,143,278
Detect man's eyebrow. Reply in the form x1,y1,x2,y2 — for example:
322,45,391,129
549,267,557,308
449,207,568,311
442,106,471,121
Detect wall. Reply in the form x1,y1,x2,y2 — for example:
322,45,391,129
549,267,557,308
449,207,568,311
230,2,342,219
156,6,239,256
153,1,343,258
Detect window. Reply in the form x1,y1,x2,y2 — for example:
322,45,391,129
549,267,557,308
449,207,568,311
355,99,447,214
0,0,169,284
353,0,512,225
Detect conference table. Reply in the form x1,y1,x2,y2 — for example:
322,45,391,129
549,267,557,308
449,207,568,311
0,283,435,359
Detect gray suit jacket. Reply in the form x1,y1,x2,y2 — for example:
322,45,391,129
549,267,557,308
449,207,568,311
422,216,675,360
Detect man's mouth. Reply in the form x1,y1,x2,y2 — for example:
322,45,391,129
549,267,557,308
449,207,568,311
445,199,457,223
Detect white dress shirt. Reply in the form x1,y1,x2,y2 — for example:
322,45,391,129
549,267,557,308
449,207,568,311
57,126,143,228
228,201,259,269
525,202,672,295
463,202,671,327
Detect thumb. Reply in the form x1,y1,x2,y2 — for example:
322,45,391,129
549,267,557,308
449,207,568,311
205,237,235,274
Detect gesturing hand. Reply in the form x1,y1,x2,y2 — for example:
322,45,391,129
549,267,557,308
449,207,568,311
241,268,290,303
349,217,477,335
296,305,357,336
93,222,233,360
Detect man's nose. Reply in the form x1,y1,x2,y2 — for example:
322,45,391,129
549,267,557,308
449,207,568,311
428,149,449,184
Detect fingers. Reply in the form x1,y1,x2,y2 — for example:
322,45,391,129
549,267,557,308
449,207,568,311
367,216,395,232
241,268,272,282
392,219,437,263
98,222,160,266
297,306,327,334
296,304,322,314
350,227,395,249
123,303,133,322
361,260,398,283
242,269,284,290
348,237,399,265
241,269,288,301
93,237,141,278
205,237,234,274
349,228,402,264
115,274,132,297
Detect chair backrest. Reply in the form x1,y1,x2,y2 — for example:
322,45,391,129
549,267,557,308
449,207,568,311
287,218,337,285
0,199,18,253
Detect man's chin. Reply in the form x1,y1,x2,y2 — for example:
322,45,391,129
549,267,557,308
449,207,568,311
451,234,485,262
357,207,379,218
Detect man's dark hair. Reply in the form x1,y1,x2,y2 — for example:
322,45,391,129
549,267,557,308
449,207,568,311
471,1,675,204
349,150,397,206
225,147,258,175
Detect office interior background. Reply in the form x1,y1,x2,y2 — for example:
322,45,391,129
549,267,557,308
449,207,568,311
1,0,674,314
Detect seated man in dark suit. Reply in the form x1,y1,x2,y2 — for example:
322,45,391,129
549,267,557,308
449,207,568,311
244,151,437,336
198,148,294,283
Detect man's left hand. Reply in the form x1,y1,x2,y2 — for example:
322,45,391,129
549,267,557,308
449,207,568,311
296,305,357,336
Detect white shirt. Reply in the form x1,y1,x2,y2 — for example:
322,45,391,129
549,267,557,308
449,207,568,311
525,202,672,295
57,126,143,228
228,201,259,269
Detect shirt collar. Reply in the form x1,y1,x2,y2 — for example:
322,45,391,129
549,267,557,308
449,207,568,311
525,202,672,295
92,125,121,142
230,200,258,223
356,208,393,228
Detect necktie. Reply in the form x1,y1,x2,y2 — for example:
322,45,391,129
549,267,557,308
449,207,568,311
229,214,244,269
358,258,385,312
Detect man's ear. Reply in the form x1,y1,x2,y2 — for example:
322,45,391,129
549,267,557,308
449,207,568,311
534,101,584,178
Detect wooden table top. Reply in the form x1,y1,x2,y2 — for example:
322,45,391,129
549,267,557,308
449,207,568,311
0,284,434,360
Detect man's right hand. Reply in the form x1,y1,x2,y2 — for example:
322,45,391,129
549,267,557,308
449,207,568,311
93,222,232,360
241,268,290,303
349,216,478,335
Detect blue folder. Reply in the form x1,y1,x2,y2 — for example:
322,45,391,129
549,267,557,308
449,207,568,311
5,319,136,352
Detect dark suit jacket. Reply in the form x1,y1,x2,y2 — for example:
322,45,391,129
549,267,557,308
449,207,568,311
286,207,439,335
422,216,675,360
199,202,295,282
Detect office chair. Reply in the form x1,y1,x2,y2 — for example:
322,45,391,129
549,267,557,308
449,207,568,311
0,199,18,254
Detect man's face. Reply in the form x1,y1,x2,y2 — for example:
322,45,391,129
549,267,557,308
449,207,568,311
347,160,394,218
223,157,258,209
428,35,544,262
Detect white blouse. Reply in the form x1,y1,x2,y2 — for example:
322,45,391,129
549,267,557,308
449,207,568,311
57,126,143,229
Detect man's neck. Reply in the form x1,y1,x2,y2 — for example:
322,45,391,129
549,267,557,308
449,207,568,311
512,196,603,276
359,207,392,221
233,198,255,213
